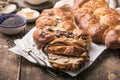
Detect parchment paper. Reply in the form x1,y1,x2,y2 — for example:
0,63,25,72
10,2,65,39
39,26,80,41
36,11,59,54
9,27,106,76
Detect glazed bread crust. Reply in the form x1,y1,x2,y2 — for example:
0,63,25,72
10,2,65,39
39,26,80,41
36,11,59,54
74,0,120,49
33,8,92,71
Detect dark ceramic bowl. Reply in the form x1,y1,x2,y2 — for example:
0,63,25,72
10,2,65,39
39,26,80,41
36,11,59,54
0,14,27,35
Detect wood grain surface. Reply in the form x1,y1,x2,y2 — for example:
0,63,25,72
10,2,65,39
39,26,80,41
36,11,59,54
0,34,21,80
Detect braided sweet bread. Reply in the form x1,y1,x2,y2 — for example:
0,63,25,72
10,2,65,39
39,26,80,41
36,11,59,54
36,8,76,31
73,0,120,49
33,8,92,71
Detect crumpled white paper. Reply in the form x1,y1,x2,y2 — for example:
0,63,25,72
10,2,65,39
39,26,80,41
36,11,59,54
9,27,106,76
9,0,108,76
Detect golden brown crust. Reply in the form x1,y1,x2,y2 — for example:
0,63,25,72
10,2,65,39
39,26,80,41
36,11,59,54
44,37,86,57
74,0,108,10
75,29,92,50
36,8,76,32
48,53,89,71
105,25,120,49
73,0,120,49
33,8,92,71
88,24,109,44
33,29,57,49
93,8,120,26
45,46,85,57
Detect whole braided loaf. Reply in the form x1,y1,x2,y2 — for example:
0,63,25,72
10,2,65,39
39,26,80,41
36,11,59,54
33,8,92,71
73,0,120,49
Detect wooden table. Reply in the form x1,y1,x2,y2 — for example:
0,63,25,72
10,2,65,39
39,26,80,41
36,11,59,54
0,22,120,80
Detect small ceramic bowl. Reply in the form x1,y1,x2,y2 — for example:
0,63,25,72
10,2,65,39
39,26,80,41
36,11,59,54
0,14,27,35
24,0,48,5
1,4,17,14
17,8,40,22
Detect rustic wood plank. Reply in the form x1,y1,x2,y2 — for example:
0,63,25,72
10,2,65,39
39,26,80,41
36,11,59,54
0,20,35,80
0,34,21,80
77,49,120,80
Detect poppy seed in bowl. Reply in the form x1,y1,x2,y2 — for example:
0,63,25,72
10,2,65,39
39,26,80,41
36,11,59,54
0,14,27,35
